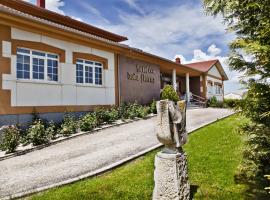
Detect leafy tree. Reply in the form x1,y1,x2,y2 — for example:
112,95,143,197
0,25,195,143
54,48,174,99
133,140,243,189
203,0,270,198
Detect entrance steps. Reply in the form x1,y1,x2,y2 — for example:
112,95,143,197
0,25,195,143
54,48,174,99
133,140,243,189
187,102,205,109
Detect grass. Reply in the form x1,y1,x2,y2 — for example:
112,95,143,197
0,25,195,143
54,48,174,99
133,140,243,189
28,114,247,200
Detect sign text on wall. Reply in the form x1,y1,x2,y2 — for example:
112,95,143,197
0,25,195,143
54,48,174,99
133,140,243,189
127,64,155,84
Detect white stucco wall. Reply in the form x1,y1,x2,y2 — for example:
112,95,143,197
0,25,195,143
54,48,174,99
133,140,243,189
208,65,222,78
2,28,115,107
206,76,223,101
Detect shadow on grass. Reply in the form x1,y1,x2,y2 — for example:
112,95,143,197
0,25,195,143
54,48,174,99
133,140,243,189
190,184,199,200
243,178,270,200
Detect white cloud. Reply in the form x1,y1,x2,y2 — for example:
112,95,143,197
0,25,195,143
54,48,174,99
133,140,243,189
23,0,65,15
76,1,109,24
46,0,65,15
123,0,144,15
208,44,222,56
104,4,227,59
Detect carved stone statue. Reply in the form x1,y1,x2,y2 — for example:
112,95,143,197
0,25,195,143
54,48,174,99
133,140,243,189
153,99,190,200
156,100,187,153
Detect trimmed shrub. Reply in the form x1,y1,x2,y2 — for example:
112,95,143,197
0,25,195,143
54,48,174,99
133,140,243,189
80,113,98,131
59,114,77,136
0,126,20,153
27,120,50,146
95,107,119,124
161,85,179,103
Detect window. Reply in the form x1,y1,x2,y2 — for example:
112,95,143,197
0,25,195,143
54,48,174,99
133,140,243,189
76,59,103,85
215,84,222,94
207,81,213,94
16,48,59,82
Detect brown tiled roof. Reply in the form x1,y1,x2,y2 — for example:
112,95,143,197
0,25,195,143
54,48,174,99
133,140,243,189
185,59,218,72
0,0,128,42
185,59,229,80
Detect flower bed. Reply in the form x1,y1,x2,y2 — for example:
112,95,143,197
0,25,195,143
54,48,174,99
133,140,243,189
0,102,157,159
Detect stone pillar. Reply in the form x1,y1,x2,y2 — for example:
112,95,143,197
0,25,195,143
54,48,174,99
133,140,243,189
154,100,190,200
172,69,177,91
186,73,190,102
153,152,190,200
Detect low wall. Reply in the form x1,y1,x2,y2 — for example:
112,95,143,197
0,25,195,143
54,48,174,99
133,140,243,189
0,111,86,127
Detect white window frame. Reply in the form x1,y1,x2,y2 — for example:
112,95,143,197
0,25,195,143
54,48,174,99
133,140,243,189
214,83,222,95
16,47,59,82
207,81,213,94
76,59,104,86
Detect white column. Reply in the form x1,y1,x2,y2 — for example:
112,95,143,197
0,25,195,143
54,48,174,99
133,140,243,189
186,73,190,102
172,69,177,91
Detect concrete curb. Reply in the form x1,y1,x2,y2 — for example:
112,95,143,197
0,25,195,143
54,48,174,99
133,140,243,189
0,115,157,162
1,112,236,200
187,112,236,133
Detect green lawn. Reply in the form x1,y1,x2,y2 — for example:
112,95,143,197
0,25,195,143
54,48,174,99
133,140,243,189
28,114,247,200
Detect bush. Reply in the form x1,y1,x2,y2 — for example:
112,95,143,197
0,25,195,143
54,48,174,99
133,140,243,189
80,113,98,131
161,85,179,103
46,121,57,140
27,120,50,146
137,106,150,119
95,107,119,124
118,104,129,119
149,99,157,114
207,96,224,108
0,126,20,153
208,96,218,107
59,114,78,136
224,98,241,108
126,103,150,119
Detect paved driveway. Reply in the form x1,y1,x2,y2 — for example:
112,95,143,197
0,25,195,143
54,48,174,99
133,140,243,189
0,108,234,199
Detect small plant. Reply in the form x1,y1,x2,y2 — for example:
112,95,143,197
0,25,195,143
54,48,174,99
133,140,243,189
46,121,57,140
80,113,98,131
123,103,149,119
0,126,20,153
149,99,157,114
161,85,179,103
207,96,224,108
95,107,118,124
118,103,129,119
137,106,150,119
27,120,50,146
59,113,78,136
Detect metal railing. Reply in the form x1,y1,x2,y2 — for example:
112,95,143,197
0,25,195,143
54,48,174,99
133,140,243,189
189,93,207,107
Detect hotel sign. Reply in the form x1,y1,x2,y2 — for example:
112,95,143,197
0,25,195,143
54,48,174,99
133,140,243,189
127,65,155,83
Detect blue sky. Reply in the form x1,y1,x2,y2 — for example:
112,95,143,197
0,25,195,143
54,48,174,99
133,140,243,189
25,0,244,94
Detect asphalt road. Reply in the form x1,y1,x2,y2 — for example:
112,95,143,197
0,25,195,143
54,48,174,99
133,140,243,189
0,108,234,199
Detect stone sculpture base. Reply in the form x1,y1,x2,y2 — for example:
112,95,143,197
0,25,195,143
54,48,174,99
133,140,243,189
153,151,190,200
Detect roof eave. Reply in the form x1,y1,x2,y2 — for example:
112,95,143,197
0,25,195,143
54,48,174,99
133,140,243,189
0,0,128,42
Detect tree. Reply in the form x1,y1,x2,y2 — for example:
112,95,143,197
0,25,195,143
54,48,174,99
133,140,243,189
203,0,270,198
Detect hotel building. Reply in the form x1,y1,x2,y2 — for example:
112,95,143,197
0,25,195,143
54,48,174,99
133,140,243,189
0,0,228,125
